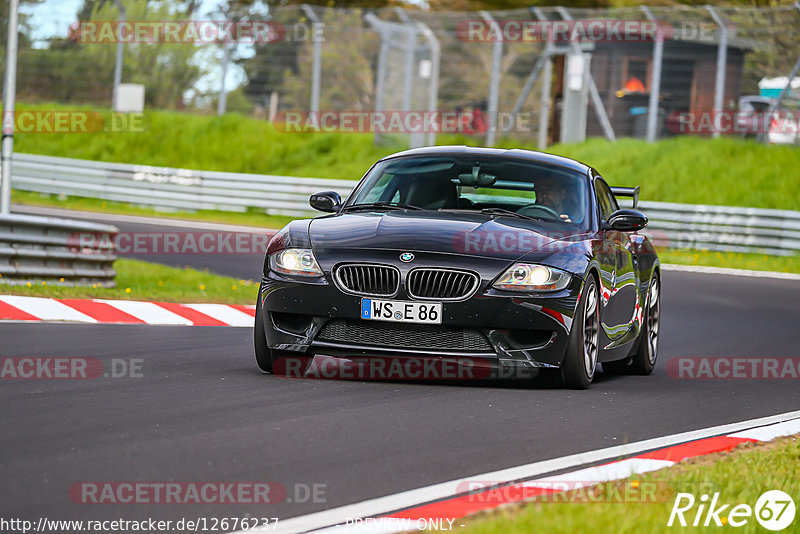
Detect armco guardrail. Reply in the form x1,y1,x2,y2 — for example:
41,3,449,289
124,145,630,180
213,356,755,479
0,213,118,286
11,153,355,218
10,153,800,256
639,201,800,256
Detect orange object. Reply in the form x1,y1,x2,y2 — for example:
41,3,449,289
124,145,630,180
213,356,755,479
624,76,646,93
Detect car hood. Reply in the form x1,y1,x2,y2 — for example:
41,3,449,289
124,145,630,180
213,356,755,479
308,210,582,261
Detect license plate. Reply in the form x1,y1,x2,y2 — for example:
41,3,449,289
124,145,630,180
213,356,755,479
361,298,442,324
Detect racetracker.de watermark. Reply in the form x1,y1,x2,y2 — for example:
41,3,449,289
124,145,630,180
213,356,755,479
457,19,668,42
667,111,800,135
69,482,326,505
0,358,143,379
455,479,672,504
456,19,719,43
71,230,665,257
274,355,540,381
274,111,534,134
452,230,667,255
667,357,800,380
71,20,286,44
2,111,143,134
70,231,272,255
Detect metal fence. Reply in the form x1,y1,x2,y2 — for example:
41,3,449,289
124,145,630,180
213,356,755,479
10,153,800,257
0,212,118,286
639,201,800,256
11,4,800,147
11,153,356,218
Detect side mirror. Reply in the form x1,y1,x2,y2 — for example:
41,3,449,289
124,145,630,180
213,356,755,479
607,209,648,232
309,191,342,213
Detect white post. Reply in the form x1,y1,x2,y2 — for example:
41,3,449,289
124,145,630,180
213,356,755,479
110,0,126,111
706,6,728,139
0,0,20,214
534,7,552,149
538,56,552,149
217,41,230,116
642,6,664,143
417,22,440,146
480,11,502,146
302,5,322,113
394,8,420,115
365,14,389,146
556,6,616,142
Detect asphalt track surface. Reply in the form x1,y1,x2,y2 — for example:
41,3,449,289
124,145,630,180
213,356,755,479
2,207,799,528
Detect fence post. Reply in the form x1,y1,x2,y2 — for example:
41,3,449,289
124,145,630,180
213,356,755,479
764,55,800,142
641,6,664,143
0,0,20,214
480,11,502,146
302,5,322,113
503,7,555,140
503,55,548,137
365,14,389,145
110,0,126,111
706,6,728,139
772,56,800,110
537,57,552,149
533,8,552,149
217,41,230,115
416,21,441,146
394,8,416,113
555,7,616,142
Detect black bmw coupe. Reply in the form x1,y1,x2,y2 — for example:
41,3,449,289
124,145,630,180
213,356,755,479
256,146,661,388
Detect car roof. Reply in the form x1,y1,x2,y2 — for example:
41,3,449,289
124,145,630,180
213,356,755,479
378,145,591,174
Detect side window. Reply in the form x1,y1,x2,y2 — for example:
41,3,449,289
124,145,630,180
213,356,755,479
595,178,618,222
361,173,396,202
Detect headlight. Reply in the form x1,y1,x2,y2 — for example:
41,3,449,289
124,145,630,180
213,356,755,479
493,263,571,292
269,248,323,277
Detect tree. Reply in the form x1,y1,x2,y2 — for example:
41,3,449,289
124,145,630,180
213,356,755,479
16,0,206,108
0,0,39,57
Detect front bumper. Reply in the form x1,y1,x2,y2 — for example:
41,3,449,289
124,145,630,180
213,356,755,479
258,265,583,373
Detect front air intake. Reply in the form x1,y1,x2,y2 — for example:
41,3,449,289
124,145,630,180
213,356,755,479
334,264,400,297
406,268,479,301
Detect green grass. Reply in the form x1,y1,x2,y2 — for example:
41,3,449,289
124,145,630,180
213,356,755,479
13,102,394,180
657,249,800,274
462,435,800,534
13,102,800,210
0,258,257,304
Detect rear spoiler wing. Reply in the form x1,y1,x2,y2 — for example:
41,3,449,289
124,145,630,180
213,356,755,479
610,186,640,209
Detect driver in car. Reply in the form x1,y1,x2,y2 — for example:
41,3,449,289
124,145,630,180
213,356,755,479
534,175,573,222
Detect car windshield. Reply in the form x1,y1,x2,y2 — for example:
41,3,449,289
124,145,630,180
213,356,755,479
349,155,590,228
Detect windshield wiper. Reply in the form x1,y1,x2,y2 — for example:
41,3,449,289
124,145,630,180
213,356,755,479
341,201,424,212
479,208,543,221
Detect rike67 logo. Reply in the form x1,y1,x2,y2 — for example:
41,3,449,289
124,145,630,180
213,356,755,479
668,490,795,531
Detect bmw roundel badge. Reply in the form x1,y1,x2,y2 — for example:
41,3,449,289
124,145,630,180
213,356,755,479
399,252,415,262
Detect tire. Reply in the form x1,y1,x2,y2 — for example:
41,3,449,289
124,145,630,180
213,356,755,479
629,274,661,374
559,275,600,389
604,274,660,376
254,304,311,375
254,303,274,373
